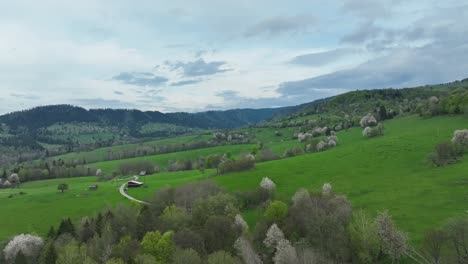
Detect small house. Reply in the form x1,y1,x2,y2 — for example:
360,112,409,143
89,185,98,191
127,180,144,188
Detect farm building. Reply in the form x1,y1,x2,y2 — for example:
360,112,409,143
127,180,144,188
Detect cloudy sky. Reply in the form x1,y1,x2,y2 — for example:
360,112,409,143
0,0,467,114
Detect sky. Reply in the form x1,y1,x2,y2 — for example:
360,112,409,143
0,0,467,114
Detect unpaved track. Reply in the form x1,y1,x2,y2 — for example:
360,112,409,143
118,176,150,205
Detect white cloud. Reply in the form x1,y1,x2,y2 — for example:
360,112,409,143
0,1,466,114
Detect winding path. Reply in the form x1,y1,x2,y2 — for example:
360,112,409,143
118,176,150,205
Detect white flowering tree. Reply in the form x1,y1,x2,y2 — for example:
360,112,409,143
8,174,20,188
452,129,468,147
322,183,332,195
234,214,249,232
375,211,408,263
260,177,276,193
245,154,256,161
263,224,285,249
429,96,439,104
2,180,11,188
316,141,327,152
292,188,311,207
234,236,262,264
362,127,372,136
328,139,337,148
273,239,298,264
297,133,312,142
360,114,377,128
3,234,44,263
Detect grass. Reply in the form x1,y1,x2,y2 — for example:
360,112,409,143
0,176,124,241
1,114,466,245
212,115,468,243
52,133,213,163
88,144,255,174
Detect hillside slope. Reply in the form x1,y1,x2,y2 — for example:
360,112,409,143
0,114,466,243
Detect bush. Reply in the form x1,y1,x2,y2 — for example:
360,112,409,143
359,114,377,128
236,187,271,209
218,156,255,174
429,141,464,166
316,141,327,152
451,129,468,148
362,124,384,137
282,146,304,158
258,148,280,162
264,201,288,223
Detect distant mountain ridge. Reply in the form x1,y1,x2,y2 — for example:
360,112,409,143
0,104,297,131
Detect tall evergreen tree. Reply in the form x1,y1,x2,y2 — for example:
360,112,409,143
57,218,75,237
95,213,104,237
46,226,56,239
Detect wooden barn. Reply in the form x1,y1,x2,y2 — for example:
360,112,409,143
127,180,144,188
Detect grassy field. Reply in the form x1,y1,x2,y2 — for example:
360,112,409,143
88,144,255,174
0,176,124,241
1,115,466,244
213,115,468,243
53,133,213,163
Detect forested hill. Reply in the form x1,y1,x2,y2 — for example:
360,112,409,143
0,78,466,166
0,105,295,132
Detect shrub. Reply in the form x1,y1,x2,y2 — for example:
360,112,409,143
362,127,372,136
362,124,384,137
349,211,380,263
327,135,338,143
297,133,312,142
237,187,271,209
322,183,332,195
282,146,304,158
429,141,464,166
304,138,322,153
264,201,288,223
258,148,280,162
316,140,327,152
260,177,276,193
359,114,377,128
218,156,255,174
451,129,468,147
